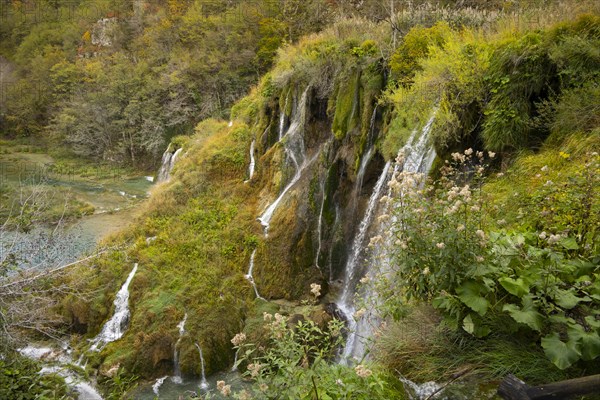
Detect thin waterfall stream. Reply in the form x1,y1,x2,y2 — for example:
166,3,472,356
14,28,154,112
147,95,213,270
195,343,209,390
172,313,188,384
89,263,138,351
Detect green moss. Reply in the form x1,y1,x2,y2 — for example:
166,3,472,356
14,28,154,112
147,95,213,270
332,69,361,140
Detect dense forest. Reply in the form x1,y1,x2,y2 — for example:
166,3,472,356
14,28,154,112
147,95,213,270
1,1,599,399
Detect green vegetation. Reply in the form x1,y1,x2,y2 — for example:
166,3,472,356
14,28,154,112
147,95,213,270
2,1,600,399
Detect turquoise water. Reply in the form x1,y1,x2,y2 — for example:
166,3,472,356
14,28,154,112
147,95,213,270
0,152,153,271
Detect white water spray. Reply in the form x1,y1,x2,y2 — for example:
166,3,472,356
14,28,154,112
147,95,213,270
244,140,256,183
157,146,183,182
90,264,138,351
245,249,264,299
153,376,169,396
194,343,209,390
172,313,188,384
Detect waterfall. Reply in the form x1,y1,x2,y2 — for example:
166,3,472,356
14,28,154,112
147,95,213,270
355,107,379,196
157,145,183,182
244,140,256,183
245,249,264,299
340,112,438,362
231,348,240,372
336,162,391,362
172,313,188,384
278,91,290,141
152,376,169,397
19,346,103,400
90,264,138,351
314,179,326,270
194,343,209,390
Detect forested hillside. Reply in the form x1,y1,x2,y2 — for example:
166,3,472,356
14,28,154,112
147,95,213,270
1,1,599,399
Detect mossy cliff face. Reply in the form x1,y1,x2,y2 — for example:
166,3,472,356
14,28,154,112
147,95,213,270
60,37,387,380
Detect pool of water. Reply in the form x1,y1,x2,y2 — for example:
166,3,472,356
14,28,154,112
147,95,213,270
133,371,249,399
0,152,153,270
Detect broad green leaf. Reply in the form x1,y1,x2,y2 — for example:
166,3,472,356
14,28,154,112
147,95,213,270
463,314,475,335
456,281,489,316
541,333,581,369
499,276,529,297
502,296,543,331
559,236,579,250
554,289,589,309
568,324,600,361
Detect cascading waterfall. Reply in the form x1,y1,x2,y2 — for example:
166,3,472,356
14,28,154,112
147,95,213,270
336,161,391,362
90,264,138,351
19,346,103,400
314,179,326,270
244,140,256,183
278,91,290,140
258,89,310,235
157,146,183,182
245,249,264,299
152,376,169,397
194,343,209,390
171,313,188,384
355,107,379,198
340,111,438,362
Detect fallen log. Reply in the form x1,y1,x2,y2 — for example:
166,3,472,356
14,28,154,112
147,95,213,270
498,374,600,400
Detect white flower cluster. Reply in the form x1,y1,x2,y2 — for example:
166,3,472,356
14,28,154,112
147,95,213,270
354,364,373,378
310,283,321,297
217,380,231,396
231,332,246,346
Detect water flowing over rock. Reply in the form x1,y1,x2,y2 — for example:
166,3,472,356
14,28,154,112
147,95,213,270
153,376,169,396
157,145,183,182
90,264,138,351
244,139,256,183
245,249,264,299
19,345,103,400
336,161,391,362
172,313,188,384
339,112,438,362
194,343,209,390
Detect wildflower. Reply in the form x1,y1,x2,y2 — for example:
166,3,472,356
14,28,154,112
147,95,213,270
547,234,561,245
476,256,484,262
377,214,389,222
541,165,548,172
360,276,370,284
471,205,480,212
423,267,430,275
231,333,246,346
354,308,366,319
464,148,473,156
259,383,269,392
263,312,273,322
217,381,231,396
476,151,484,159
497,172,504,177
248,363,262,378
336,379,344,386
497,219,506,225
544,180,553,186
535,174,541,178
380,195,390,204
457,224,465,232
538,231,547,240
238,390,251,400
488,151,496,158
274,313,285,323
310,283,321,297
476,230,485,240
355,364,373,378
436,242,446,249
369,235,383,247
